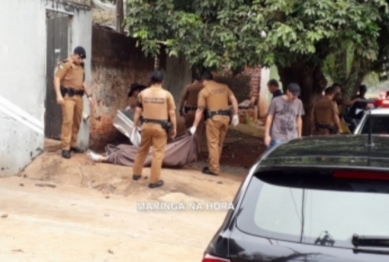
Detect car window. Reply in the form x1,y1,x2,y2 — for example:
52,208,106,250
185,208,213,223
361,115,389,135
236,170,389,248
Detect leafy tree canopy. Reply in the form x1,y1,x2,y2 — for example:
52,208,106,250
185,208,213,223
125,0,388,74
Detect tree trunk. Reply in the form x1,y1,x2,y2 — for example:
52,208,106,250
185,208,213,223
277,61,327,136
162,54,192,108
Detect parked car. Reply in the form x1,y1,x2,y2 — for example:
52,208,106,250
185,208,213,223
353,108,389,135
344,93,389,133
202,135,389,262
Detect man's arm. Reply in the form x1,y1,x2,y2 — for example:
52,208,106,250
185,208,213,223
310,104,316,134
53,62,71,105
297,117,303,137
167,93,177,138
133,93,143,128
133,107,142,128
193,108,204,128
333,103,341,133
83,82,94,106
297,101,305,137
53,76,63,104
178,88,189,115
229,94,239,115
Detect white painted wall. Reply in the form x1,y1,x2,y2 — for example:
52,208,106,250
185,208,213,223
0,0,46,176
259,67,271,117
0,0,92,177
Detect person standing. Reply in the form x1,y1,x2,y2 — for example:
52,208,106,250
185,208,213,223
311,86,341,135
127,83,146,109
267,79,283,100
132,71,177,189
54,46,94,159
189,71,239,176
178,72,205,152
264,83,304,149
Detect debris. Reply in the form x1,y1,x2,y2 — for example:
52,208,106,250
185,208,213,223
144,176,148,179
12,249,23,253
23,174,28,178
217,181,223,184
105,195,110,199
108,249,114,254
1,214,8,218
19,183,24,187
104,214,109,217
35,184,56,188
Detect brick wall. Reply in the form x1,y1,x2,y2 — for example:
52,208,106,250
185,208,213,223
90,25,157,149
214,66,261,103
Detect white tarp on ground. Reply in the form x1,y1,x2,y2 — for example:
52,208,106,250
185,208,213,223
112,109,141,145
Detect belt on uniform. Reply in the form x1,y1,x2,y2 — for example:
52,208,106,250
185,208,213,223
184,106,197,111
208,110,231,117
314,122,337,134
60,86,84,97
142,118,172,134
142,118,167,124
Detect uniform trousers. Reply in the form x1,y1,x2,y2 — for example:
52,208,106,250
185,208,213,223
61,95,83,150
133,123,167,183
206,115,230,175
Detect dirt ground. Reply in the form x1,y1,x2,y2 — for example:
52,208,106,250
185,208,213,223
0,127,265,262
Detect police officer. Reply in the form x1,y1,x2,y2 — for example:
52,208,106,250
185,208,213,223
311,86,341,135
54,46,94,159
189,71,239,176
178,72,205,152
132,71,177,189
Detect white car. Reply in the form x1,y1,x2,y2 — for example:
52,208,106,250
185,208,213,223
353,108,389,135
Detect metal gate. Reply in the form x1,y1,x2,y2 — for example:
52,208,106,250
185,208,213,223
45,10,71,140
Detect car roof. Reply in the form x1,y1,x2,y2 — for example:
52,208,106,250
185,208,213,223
367,108,389,115
259,135,389,170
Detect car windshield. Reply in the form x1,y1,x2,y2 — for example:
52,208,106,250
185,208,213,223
361,115,389,135
236,169,389,249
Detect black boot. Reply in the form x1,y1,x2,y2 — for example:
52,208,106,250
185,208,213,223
70,147,84,153
133,174,141,181
62,150,71,159
149,180,164,189
202,167,218,176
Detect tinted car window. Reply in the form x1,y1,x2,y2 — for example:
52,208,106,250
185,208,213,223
361,115,389,135
237,170,389,248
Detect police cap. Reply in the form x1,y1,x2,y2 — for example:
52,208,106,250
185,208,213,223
74,46,87,59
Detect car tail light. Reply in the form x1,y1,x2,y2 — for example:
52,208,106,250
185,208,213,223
374,99,389,108
334,170,389,181
202,254,230,262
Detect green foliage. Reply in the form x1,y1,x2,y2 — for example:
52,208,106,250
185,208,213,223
125,0,388,73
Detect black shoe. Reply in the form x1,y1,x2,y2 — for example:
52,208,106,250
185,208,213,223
202,166,209,172
70,147,84,153
62,150,71,159
133,175,141,181
202,168,218,176
149,180,164,189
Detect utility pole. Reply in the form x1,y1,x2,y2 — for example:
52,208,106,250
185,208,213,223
116,0,124,33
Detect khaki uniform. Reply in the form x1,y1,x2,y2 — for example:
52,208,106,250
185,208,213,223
55,59,85,150
311,97,339,135
179,80,205,151
132,86,176,183
198,80,233,175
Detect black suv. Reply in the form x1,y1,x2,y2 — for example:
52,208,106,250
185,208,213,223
202,135,389,262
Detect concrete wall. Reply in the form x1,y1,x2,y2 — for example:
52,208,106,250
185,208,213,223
0,0,46,176
90,25,156,149
0,0,92,177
